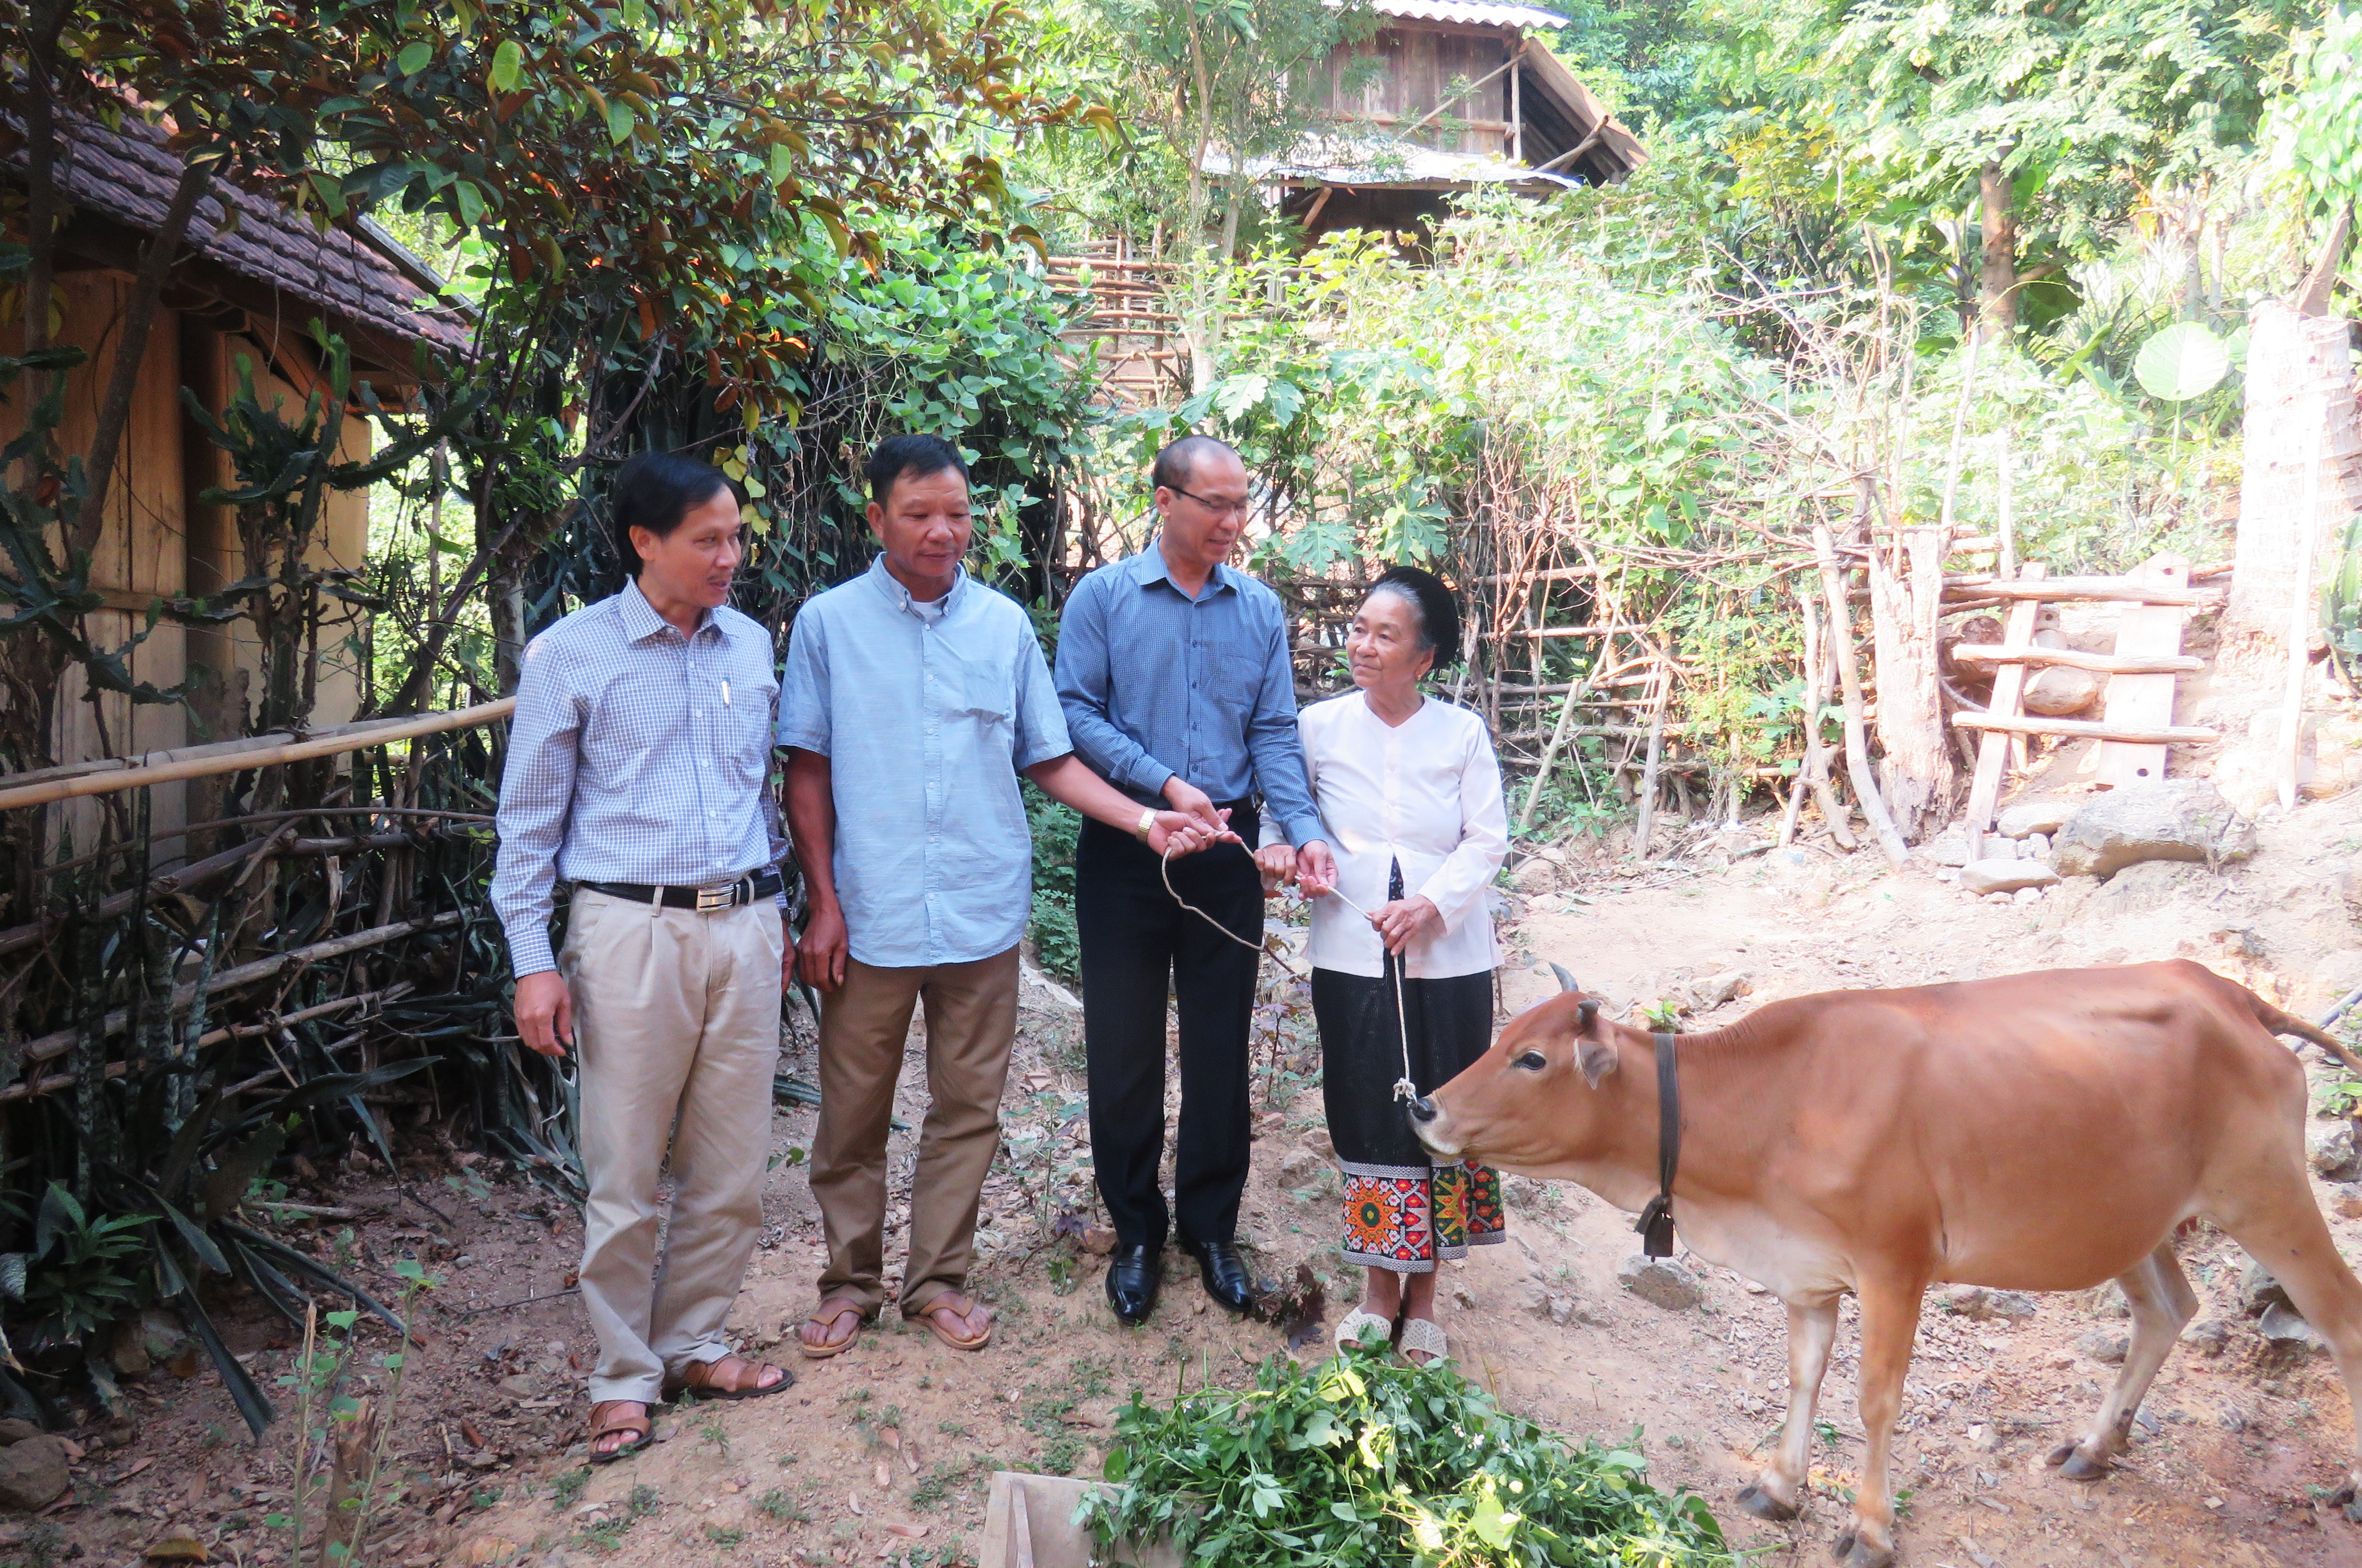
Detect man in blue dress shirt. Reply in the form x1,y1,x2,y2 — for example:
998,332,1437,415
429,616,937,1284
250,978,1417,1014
494,452,796,1463
779,435,1217,1358
1055,434,1335,1325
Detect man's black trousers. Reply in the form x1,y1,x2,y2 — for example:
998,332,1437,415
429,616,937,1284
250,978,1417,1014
1076,802,1263,1254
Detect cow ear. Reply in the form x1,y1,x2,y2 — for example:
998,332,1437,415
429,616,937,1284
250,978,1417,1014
1573,997,1617,1088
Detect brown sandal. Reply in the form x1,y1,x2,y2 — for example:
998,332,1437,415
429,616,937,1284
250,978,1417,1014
666,1354,795,1401
798,1298,868,1360
587,1400,652,1464
912,1292,993,1351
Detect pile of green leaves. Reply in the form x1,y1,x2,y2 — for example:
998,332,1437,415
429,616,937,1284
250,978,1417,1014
1082,1349,1733,1568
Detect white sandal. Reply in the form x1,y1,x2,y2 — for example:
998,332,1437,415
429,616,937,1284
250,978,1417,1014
1398,1316,1449,1365
1334,1307,1394,1353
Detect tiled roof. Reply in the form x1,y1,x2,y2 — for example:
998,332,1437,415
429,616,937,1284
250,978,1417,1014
5,106,471,357
1366,0,1571,28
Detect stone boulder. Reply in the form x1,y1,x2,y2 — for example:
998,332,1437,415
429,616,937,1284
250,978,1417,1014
1933,1285,2037,1321
2024,665,2103,717
2312,1124,2362,1183
1617,1255,1703,1311
0,1434,69,1512
2050,781,2257,880
1996,800,2075,839
1960,860,2061,897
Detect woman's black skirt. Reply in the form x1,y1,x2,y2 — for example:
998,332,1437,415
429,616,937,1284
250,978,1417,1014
1312,962,1503,1273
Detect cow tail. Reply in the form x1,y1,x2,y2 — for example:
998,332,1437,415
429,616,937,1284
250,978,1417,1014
2247,990,2362,1075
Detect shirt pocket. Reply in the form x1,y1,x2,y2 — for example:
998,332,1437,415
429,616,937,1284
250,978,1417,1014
729,671,780,786
954,647,1015,732
1214,644,1269,718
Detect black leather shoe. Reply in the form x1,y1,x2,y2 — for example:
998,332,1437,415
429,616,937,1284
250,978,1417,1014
1106,1245,1160,1326
1180,1235,1256,1315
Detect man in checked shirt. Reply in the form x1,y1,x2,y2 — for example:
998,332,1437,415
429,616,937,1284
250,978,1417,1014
493,451,796,1463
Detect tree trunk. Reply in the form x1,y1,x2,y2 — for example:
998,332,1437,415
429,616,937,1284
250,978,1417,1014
1867,524,1956,842
1977,159,2018,342
2222,298,2362,674
1811,523,1911,868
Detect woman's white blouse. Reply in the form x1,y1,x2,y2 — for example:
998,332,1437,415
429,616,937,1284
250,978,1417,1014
1296,691,1510,980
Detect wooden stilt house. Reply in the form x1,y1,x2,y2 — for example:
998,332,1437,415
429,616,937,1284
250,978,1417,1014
0,107,467,853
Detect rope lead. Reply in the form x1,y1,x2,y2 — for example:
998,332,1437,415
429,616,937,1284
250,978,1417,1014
1157,843,1418,1105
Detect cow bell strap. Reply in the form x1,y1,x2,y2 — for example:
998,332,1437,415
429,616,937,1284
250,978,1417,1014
1635,1030,1681,1258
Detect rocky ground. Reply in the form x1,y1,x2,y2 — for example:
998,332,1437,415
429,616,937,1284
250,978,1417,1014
24,725,2362,1568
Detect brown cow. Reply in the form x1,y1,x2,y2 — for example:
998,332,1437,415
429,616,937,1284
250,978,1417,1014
1410,960,2362,1568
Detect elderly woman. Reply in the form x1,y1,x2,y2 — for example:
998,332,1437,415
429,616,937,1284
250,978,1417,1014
1273,565,1509,1366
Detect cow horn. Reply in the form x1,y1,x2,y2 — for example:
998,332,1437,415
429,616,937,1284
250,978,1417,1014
1551,963,1580,993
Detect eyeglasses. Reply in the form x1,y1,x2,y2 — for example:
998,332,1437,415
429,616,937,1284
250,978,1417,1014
1166,484,1252,520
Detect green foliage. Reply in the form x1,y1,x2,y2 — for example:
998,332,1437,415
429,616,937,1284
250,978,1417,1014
2277,6,2362,221
5,1185,149,1348
1024,783,1084,985
1082,1352,1733,1568
2132,322,2232,402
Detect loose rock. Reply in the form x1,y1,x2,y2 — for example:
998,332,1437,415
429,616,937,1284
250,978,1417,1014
2024,665,2102,717
2241,1261,2292,1316
2050,780,2257,880
2332,1185,2362,1221
1996,800,2074,839
2312,1125,2362,1182
1960,860,2062,897
2076,1329,2130,1365
2259,1301,2328,1354
0,1420,42,1447
1935,1286,2037,1321
0,1435,70,1512
1617,1255,1702,1311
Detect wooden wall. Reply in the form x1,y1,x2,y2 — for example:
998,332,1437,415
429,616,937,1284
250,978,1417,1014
1,272,191,852
1322,25,1517,158
1,270,376,858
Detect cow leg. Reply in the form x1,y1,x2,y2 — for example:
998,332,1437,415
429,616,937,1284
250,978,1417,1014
2046,1242,2195,1480
1738,1294,1839,1523
2218,1194,2362,1522
1830,1274,1920,1568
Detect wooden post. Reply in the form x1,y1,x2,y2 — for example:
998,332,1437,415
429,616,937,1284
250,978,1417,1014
2224,298,2362,671
1995,432,2016,581
1812,523,1910,868
1632,663,1670,860
2096,554,2191,788
1867,523,1956,843
2282,422,2325,809
1962,563,2043,856
1779,592,1856,850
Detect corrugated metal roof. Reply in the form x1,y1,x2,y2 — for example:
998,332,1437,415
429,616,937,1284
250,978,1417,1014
1365,0,1570,29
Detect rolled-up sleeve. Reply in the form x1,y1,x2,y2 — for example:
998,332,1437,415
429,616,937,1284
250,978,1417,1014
1055,575,1173,796
491,640,582,978
777,609,832,755
1244,605,1323,847
1012,631,1072,770
1415,721,1510,934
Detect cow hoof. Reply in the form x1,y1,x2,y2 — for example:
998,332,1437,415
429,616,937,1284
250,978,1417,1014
1830,1526,1895,1568
2044,1442,2111,1481
1738,1483,1799,1522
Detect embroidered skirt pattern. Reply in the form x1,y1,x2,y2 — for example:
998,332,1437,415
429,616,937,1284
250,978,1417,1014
1313,954,1502,1276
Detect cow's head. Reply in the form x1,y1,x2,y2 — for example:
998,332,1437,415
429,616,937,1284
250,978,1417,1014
1409,964,1627,1173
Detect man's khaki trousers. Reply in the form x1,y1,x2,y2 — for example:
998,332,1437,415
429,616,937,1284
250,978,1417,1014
561,889,783,1405
810,947,1019,1319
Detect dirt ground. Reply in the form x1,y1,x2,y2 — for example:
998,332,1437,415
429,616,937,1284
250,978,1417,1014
29,733,2362,1568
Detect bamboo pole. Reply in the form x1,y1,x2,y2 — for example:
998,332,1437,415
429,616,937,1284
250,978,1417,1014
1951,644,2204,676
9,911,464,1070
1951,713,2221,744
1631,664,1671,859
1811,523,1910,868
0,700,516,813
1941,578,2225,607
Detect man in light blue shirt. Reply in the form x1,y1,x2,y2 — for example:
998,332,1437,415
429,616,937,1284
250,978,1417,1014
779,435,1217,1359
